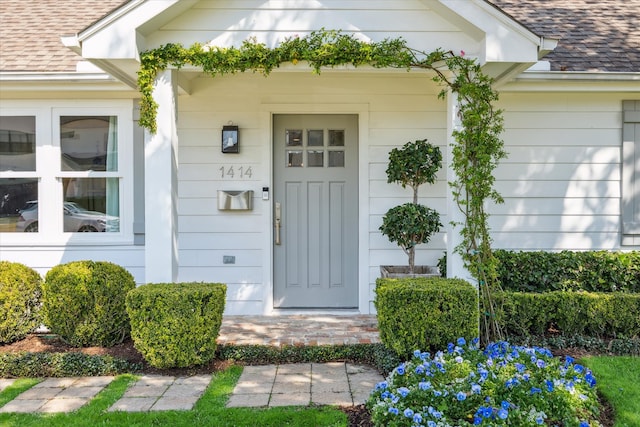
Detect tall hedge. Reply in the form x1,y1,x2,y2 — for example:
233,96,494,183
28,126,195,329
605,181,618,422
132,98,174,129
494,291,640,339
375,277,478,357
126,282,226,368
0,261,42,344
42,261,135,347
495,250,640,293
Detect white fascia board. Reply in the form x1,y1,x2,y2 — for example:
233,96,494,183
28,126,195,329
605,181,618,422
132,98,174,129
0,72,133,92
502,71,640,92
435,0,544,64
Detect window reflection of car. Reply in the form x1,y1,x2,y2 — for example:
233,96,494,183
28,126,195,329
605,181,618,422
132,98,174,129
15,201,119,232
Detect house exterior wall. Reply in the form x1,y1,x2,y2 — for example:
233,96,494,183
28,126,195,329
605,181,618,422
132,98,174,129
492,91,639,251
174,71,448,314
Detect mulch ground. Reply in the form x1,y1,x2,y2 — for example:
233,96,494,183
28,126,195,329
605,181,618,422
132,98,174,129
0,334,613,427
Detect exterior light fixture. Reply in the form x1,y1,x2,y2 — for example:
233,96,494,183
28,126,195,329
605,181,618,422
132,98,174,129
222,125,239,153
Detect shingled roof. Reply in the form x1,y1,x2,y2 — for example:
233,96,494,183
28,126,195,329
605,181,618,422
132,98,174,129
488,0,640,72
0,0,127,72
0,0,638,73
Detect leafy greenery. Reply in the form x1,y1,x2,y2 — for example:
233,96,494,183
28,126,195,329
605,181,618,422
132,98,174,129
0,261,42,344
0,368,347,427
0,352,141,378
493,291,640,339
138,29,506,342
583,356,640,427
375,278,478,358
367,340,599,426
42,261,135,347
218,342,401,375
510,335,640,357
380,139,443,273
126,282,226,368
495,250,640,293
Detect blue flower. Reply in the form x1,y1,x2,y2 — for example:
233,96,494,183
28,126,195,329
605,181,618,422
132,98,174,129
457,337,467,346
404,408,414,418
471,383,481,394
473,416,482,425
388,407,399,415
396,364,405,375
419,381,431,391
546,380,554,392
447,342,455,353
536,415,545,425
501,400,510,410
515,362,525,373
536,359,547,369
375,381,388,391
498,408,509,419
579,422,589,427
427,421,437,427
398,387,410,397
574,364,585,374
456,391,467,401
455,356,463,363
415,365,425,374
530,387,542,395
413,413,423,423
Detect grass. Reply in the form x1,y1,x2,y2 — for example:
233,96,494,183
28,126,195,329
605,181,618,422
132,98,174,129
0,366,347,427
583,356,640,427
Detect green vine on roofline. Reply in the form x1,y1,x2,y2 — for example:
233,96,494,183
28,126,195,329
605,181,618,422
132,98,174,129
137,29,506,343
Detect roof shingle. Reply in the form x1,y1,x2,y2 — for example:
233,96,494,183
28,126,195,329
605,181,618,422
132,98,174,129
0,0,127,72
487,0,640,72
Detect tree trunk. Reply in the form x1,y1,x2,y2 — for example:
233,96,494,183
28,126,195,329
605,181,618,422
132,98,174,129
408,247,415,274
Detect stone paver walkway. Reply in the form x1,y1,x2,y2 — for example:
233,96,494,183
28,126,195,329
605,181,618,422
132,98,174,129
0,379,16,392
108,375,211,412
227,362,383,408
217,315,380,346
0,377,114,414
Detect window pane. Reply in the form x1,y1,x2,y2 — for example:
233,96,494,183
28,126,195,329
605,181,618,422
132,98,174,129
61,116,118,172
0,178,38,232
286,151,303,167
0,116,36,171
62,177,119,232
286,129,303,146
308,130,323,146
308,150,324,167
328,151,345,167
329,130,345,147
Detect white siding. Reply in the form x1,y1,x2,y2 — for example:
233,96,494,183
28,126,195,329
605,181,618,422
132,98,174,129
175,71,448,313
492,92,637,251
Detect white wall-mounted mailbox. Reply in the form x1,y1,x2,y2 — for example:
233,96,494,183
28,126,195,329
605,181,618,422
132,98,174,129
217,190,253,211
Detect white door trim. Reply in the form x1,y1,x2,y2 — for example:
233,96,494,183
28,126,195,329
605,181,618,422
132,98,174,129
259,103,370,314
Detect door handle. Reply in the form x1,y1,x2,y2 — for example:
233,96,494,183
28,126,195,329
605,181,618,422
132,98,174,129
275,202,281,245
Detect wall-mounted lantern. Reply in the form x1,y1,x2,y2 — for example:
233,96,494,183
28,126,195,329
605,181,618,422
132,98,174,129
222,125,239,153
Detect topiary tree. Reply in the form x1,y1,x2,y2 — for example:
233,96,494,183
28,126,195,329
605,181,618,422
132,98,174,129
0,261,42,344
379,139,443,274
42,261,135,347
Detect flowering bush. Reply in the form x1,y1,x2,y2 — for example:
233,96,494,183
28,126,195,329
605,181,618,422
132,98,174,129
367,339,600,426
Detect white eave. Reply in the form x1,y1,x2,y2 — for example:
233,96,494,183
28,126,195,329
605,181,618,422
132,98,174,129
503,71,640,92
0,72,134,92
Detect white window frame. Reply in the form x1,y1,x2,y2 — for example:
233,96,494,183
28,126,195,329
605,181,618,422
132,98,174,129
0,100,134,245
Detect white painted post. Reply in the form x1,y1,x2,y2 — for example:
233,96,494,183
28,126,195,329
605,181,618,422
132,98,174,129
446,90,474,283
144,69,179,283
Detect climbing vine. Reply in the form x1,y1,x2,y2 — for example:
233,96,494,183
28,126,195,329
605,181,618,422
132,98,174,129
137,29,505,343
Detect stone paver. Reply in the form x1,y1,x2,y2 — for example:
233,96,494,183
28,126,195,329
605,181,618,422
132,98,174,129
0,379,17,392
108,375,211,412
225,362,384,408
0,377,114,414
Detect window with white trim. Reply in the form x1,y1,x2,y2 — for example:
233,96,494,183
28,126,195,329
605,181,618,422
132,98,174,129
0,102,133,243
622,100,640,245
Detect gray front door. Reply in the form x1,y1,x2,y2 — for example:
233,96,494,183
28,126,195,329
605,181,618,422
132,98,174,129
273,114,358,308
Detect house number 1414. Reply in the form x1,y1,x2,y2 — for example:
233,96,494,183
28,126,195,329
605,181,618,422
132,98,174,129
219,166,253,179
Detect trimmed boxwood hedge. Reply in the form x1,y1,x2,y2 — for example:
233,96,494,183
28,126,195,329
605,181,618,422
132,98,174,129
374,277,478,357
495,249,640,293
42,261,135,347
0,261,42,344
126,282,226,368
494,291,640,339
0,352,141,378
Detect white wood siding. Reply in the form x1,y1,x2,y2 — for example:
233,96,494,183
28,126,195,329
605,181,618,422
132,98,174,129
175,71,448,313
492,92,637,251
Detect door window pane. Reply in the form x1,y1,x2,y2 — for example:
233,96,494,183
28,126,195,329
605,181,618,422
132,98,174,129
328,151,345,167
329,130,345,147
0,116,36,171
0,178,38,232
61,116,118,171
287,151,303,167
308,150,324,167
286,129,303,146
62,177,119,232
308,130,324,146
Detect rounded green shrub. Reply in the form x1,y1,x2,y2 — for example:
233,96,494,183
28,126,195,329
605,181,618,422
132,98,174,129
126,282,226,368
375,277,479,358
42,261,135,347
0,261,43,344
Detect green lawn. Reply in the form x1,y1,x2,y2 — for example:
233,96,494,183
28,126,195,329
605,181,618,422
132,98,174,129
583,356,640,427
0,366,347,427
